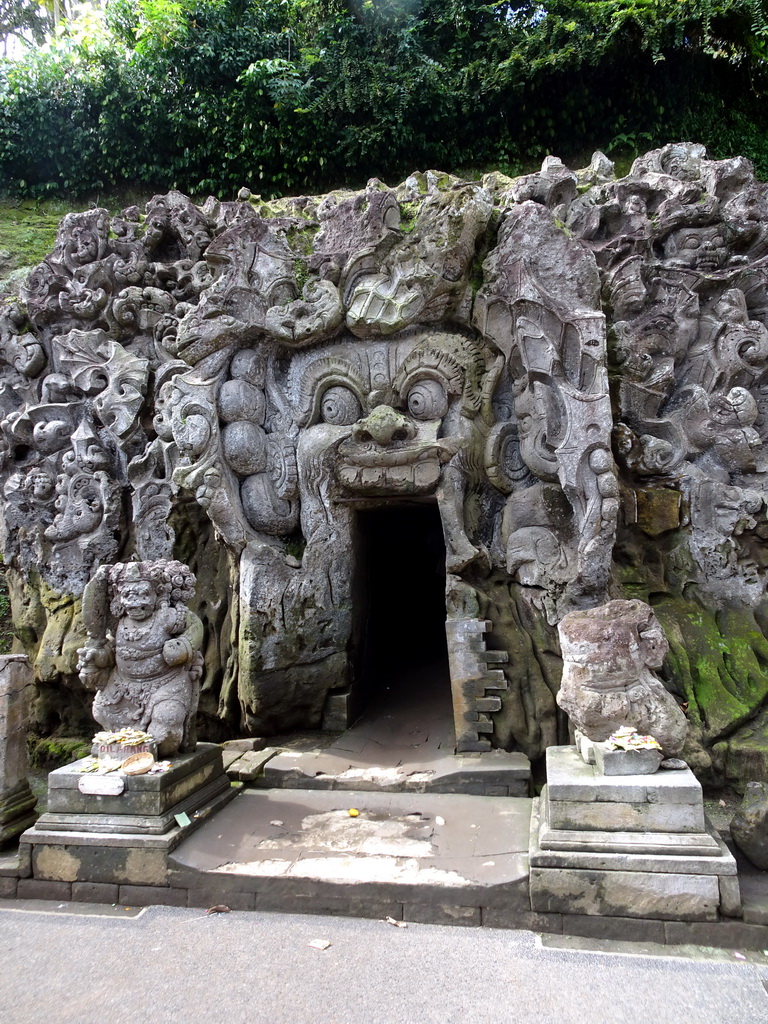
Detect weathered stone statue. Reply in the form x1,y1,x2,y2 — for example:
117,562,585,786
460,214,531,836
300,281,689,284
78,560,203,756
556,599,688,757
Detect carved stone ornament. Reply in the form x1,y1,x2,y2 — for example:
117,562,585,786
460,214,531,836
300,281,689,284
557,599,688,757
4,148,768,785
77,560,203,757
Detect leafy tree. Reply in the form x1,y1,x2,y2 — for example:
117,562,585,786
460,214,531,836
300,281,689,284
2,0,768,196
1,0,52,50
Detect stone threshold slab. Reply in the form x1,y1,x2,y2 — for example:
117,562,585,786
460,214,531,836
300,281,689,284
257,749,531,797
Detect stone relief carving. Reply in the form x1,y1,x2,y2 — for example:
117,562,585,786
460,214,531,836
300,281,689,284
78,560,203,756
5,149,768,784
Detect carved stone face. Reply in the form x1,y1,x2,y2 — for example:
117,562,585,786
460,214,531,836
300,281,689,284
637,621,667,670
68,226,100,267
26,471,54,502
660,143,704,181
513,383,560,483
336,400,451,496
118,580,157,621
663,226,728,271
45,475,104,543
286,330,488,501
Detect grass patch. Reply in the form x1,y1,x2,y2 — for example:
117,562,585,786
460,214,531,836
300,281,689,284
0,200,62,283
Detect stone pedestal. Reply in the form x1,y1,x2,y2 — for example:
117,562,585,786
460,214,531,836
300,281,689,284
21,743,237,886
529,746,740,922
0,655,37,846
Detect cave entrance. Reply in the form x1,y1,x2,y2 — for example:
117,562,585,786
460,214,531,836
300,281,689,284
350,503,452,733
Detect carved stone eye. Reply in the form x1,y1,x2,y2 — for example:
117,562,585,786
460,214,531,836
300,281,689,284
406,379,448,420
320,386,361,425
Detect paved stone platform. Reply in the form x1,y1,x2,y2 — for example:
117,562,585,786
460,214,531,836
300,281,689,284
1,782,767,949
166,788,534,924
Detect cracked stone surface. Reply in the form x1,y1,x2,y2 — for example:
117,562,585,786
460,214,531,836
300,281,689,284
169,787,532,895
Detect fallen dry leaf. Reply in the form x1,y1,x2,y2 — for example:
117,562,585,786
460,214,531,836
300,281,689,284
206,905,231,915
383,916,407,928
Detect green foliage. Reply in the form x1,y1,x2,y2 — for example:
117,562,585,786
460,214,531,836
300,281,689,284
1,0,768,198
27,734,91,768
1,0,52,49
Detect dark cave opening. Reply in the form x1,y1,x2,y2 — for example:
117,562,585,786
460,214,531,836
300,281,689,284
352,503,451,717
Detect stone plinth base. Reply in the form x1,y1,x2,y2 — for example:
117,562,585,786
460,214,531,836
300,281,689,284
529,747,740,922
20,745,237,886
545,744,706,833
36,744,227,835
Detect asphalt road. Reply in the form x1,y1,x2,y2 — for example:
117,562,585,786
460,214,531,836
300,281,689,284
1,900,767,1024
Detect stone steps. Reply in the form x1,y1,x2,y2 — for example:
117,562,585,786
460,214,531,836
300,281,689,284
166,787,533,924
247,747,530,796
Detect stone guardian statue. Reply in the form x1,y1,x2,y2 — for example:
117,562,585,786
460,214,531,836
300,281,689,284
556,598,687,757
77,560,204,757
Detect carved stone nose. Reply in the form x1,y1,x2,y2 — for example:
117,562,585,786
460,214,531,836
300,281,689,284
353,405,413,445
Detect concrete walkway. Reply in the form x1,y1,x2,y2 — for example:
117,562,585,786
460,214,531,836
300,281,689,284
3,903,768,1024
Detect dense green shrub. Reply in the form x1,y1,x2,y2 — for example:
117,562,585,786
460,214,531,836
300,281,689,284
1,0,768,198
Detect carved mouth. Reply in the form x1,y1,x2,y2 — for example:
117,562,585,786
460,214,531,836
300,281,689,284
337,456,443,493
696,253,725,271
336,439,456,494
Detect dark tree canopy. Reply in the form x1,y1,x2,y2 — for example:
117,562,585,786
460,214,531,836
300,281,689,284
1,0,768,195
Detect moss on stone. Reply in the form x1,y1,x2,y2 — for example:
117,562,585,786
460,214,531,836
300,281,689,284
286,222,320,256
292,258,309,294
653,596,768,741
27,735,90,770
398,201,420,233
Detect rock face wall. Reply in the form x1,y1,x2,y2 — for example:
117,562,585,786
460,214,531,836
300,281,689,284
3,145,768,786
